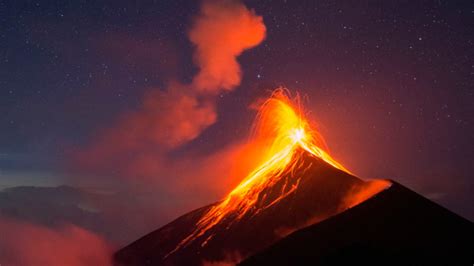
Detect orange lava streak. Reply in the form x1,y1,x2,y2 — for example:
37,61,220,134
168,89,348,255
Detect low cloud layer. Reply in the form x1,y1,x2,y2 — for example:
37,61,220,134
0,217,112,266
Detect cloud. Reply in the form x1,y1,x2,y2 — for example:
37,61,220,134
72,0,266,181
0,217,112,266
73,83,218,178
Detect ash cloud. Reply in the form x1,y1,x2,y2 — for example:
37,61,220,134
190,0,266,92
73,0,266,179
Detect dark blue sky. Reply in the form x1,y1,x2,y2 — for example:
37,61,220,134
1,0,472,219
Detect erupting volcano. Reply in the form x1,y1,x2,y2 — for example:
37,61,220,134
114,90,398,265
3,0,473,265
115,89,473,266
168,89,356,254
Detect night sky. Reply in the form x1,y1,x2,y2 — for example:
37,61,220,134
1,0,473,223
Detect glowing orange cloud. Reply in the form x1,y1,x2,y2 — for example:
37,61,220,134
341,179,391,209
0,217,112,266
73,0,266,179
190,0,266,92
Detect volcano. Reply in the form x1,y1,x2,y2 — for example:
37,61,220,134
114,149,389,265
114,90,473,265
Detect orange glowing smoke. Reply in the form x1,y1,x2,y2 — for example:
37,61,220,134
168,89,349,254
73,0,266,179
191,0,266,92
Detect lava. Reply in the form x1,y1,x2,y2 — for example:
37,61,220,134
168,89,349,255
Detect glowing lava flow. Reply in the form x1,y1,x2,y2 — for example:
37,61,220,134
169,89,348,254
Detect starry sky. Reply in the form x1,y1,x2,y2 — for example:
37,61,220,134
1,0,473,220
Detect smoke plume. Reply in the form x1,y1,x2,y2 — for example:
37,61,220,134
73,0,266,179
190,0,266,92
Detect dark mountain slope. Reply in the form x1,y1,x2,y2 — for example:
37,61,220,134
240,181,474,266
114,149,380,265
